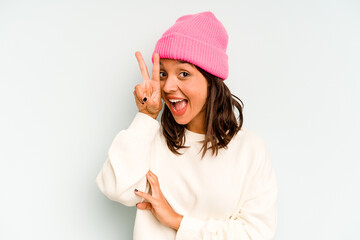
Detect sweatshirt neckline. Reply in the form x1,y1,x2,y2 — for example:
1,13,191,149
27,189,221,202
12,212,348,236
184,127,205,142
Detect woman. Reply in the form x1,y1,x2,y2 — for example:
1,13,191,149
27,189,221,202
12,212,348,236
96,11,278,240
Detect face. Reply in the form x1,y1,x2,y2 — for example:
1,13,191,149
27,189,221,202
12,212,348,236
159,58,209,134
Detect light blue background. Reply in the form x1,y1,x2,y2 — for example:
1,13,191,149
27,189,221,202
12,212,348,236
0,0,359,239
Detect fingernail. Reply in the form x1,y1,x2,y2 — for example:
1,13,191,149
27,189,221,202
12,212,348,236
143,97,147,102
134,188,138,192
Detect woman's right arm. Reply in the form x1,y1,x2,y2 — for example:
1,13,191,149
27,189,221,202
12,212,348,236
95,111,160,207
96,51,162,207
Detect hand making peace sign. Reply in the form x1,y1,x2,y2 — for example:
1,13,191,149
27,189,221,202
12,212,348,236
133,51,162,120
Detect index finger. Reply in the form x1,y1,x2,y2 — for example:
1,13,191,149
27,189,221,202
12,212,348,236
152,53,160,82
135,51,150,82
134,188,155,203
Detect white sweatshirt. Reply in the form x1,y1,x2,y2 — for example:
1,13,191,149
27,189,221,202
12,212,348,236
96,112,278,240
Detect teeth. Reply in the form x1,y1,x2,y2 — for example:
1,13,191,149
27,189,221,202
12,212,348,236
169,99,185,103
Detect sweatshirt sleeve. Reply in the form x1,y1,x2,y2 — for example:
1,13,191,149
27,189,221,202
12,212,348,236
175,139,278,240
95,112,160,207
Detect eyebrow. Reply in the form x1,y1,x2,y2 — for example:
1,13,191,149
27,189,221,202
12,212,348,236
159,60,190,66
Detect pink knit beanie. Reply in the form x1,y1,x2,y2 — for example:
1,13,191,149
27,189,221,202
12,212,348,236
151,11,229,80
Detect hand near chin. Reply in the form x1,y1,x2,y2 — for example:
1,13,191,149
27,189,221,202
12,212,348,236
134,170,183,230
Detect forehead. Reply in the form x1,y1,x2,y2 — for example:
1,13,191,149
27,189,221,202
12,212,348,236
159,58,193,67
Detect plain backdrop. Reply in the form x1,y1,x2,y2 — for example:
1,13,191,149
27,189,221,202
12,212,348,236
0,0,359,239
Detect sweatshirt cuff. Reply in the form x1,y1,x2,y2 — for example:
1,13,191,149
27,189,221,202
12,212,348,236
175,215,206,240
127,112,160,136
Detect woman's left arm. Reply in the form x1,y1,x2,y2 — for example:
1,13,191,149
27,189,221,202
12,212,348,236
175,141,278,240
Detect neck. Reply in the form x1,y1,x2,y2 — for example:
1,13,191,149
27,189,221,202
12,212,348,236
185,114,206,134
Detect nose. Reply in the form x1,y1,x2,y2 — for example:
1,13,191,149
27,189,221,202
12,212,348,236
162,75,178,93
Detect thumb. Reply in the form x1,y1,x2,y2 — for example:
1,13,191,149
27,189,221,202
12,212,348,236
136,202,152,210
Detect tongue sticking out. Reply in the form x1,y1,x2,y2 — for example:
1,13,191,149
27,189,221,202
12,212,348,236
173,100,187,111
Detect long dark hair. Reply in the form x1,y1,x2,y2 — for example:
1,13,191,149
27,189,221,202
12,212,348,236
160,64,244,159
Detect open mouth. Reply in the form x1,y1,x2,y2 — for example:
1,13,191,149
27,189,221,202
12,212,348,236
170,99,188,111
168,99,188,116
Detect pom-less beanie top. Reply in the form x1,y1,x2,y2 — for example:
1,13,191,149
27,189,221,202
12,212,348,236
151,11,229,80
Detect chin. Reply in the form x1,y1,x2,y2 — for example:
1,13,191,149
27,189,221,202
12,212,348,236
172,112,190,125
173,118,189,125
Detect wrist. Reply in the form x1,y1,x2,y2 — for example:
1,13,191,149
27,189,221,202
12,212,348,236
139,111,157,120
171,213,183,231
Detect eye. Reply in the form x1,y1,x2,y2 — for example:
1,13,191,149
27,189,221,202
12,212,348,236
159,71,189,79
180,72,189,77
159,72,166,78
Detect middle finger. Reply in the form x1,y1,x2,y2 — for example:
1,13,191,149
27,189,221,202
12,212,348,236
152,53,160,82
146,171,161,194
